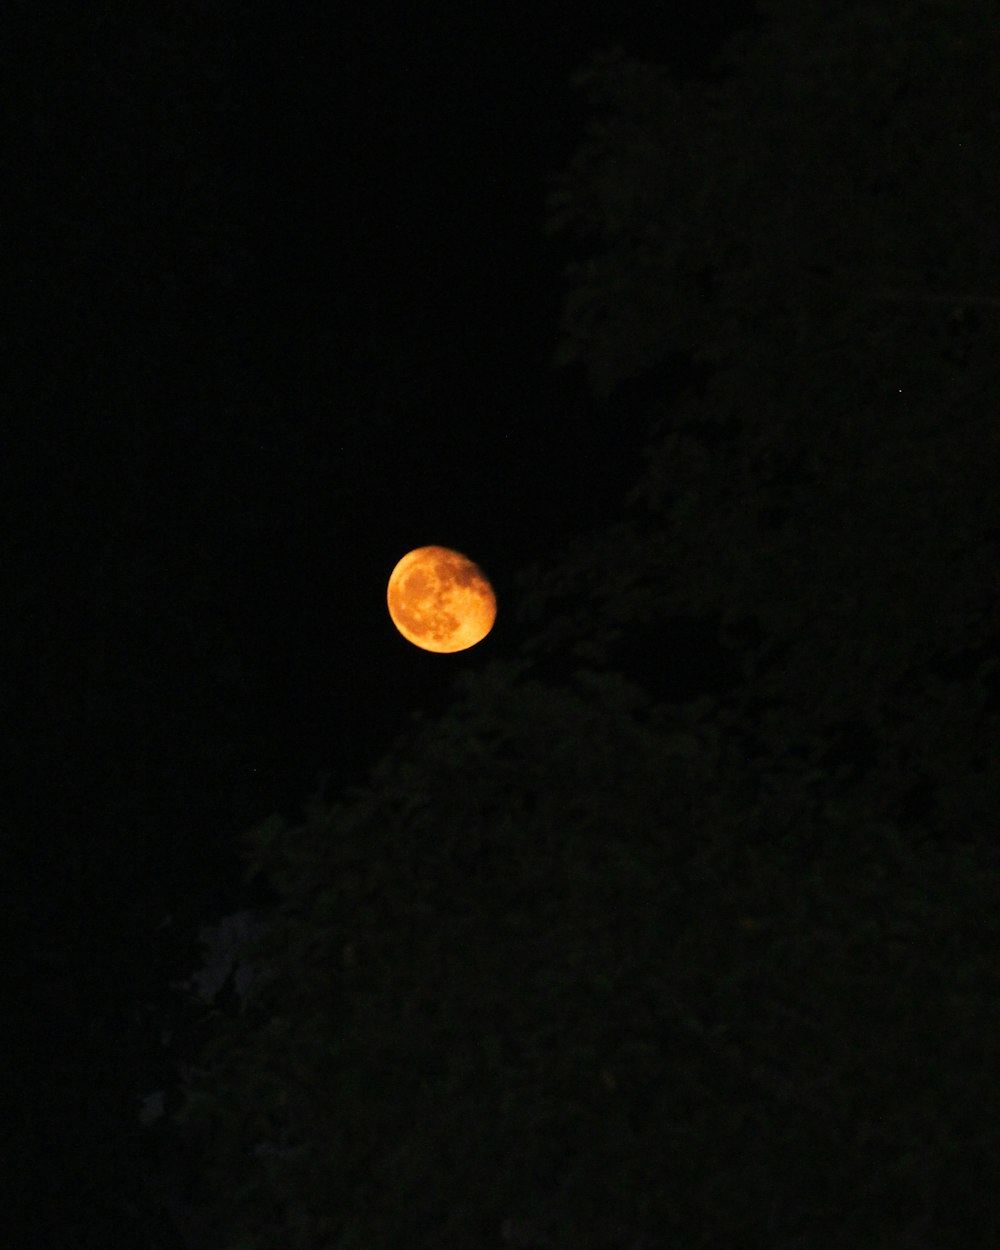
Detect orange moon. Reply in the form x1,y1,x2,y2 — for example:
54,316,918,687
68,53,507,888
387,546,496,653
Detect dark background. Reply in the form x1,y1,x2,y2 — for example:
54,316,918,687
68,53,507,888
5,3,755,1246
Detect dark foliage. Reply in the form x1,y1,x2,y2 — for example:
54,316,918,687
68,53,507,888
176,3,1000,1245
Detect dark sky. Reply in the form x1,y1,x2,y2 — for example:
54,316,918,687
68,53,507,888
11,0,756,879
6,4,755,1240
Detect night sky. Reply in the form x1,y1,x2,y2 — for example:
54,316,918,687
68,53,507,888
7,3,755,1246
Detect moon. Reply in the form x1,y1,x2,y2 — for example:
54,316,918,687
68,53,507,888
387,546,496,653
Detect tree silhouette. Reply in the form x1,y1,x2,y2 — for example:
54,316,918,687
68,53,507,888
175,3,1000,1245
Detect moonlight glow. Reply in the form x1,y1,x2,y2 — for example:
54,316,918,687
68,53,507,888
387,546,496,653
